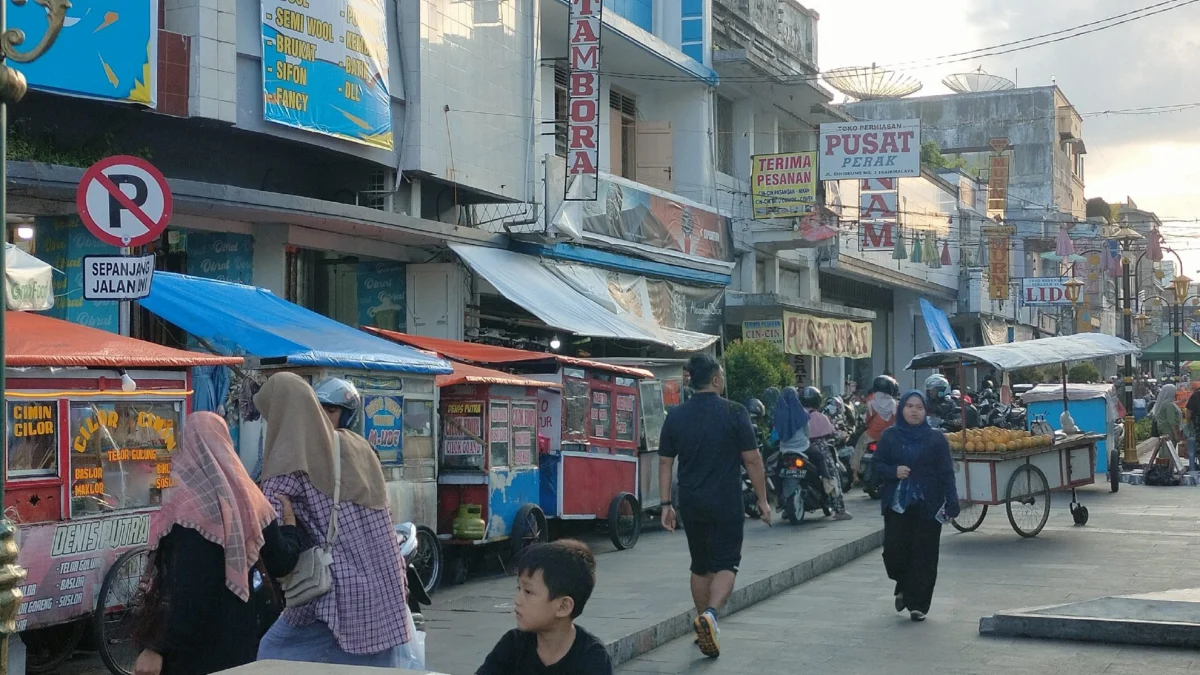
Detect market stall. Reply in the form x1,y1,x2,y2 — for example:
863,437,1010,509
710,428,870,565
1022,383,1120,487
907,333,1139,538
4,311,241,674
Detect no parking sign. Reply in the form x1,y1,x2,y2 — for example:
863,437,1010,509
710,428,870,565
75,155,173,248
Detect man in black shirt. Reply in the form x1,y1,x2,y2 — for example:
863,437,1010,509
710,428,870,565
658,354,771,658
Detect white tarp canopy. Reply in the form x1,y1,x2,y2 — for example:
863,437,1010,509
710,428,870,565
1021,383,1114,404
4,244,54,311
450,244,719,352
907,333,1139,372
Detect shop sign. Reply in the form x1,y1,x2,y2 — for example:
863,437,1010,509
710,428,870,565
362,394,403,462
1020,277,1073,306
82,254,155,301
985,225,1015,300
357,261,405,331
742,319,785,350
511,402,537,466
6,400,58,478
443,401,484,456
260,0,393,149
783,312,872,358
186,232,254,285
565,0,603,201
750,151,816,219
818,119,921,181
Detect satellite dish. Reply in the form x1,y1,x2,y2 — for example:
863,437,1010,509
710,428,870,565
823,65,923,101
942,67,1015,93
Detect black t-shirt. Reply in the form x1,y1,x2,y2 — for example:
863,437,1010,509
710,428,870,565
659,392,758,522
476,626,612,675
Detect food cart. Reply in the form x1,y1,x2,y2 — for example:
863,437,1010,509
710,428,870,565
138,272,453,594
906,333,1139,538
1022,383,1122,492
4,311,241,675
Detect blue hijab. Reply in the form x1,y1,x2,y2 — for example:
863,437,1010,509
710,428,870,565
893,390,935,445
774,386,810,441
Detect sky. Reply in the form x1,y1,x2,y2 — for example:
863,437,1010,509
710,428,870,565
809,0,1200,274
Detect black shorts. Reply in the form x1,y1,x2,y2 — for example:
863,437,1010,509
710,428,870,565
683,517,744,575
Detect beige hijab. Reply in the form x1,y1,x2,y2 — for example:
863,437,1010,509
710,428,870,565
253,372,388,510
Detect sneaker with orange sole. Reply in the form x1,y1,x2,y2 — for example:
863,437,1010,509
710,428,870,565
694,610,720,657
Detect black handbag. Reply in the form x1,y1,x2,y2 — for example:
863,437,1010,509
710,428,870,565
251,560,284,639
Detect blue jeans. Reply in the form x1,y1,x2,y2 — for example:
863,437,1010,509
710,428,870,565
257,619,398,667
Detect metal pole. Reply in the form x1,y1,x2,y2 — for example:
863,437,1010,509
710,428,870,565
1175,304,1182,380
1122,254,1138,467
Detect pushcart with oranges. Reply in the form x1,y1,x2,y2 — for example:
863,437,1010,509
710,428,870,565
907,333,1139,538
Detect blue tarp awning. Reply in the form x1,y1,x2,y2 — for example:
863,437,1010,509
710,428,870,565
920,298,960,352
140,272,452,374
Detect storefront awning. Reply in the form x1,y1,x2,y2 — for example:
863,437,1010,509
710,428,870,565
140,272,452,374
920,298,960,352
5,244,54,311
450,244,719,352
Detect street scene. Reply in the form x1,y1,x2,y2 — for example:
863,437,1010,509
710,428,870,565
3,1,1200,675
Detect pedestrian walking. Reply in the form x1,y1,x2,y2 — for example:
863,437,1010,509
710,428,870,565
133,412,301,675
658,354,771,658
252,372,416,666
1155,383,1185,456
874,390,959,622
1185,386,1200,475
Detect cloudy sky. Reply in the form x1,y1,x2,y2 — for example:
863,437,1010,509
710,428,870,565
810,0,1200,272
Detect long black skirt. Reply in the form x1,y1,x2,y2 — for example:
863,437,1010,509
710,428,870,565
882,508,943,614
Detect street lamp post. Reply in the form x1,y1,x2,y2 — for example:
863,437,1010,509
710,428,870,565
1172,274,1193,380
1064,277,1084,334
0,0,71,669
1114,227,1144,467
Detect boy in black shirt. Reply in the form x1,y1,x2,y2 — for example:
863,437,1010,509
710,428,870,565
476,540,613,675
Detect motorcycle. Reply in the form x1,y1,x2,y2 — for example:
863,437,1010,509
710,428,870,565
824,398,862,493
774,449,841,524
859,439,882,500
396,523,433,631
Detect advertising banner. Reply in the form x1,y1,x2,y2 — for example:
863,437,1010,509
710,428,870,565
985,225,1015,300
186,232,254,285
443,401,484,457
356,261,405,331
362,394,403,463
39,218,119,333
547,262,724,335
565,0,603,200
750,151,816,219
783,312,872,358
818,119,920,181
11,0,157,106
742,319,785,350
261,0,393,149
1020,277,1073,306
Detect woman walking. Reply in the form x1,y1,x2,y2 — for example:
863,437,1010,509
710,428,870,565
1155,383,1185,458
873,391,959,622
134,412,301,675
253,372,415,666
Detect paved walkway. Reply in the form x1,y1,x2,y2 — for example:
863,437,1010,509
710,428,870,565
423,493,883,675
617,483,1200,675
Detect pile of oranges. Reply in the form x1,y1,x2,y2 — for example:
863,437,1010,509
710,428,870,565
946,427,1054,454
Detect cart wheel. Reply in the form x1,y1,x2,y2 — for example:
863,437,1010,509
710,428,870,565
950,502,988,533
511,503,548,559
409,526,443,594
94,546,150,675
23,620,86,674
1072,504,1090,526
445,554,469,586
608,493,642,550
1005,464,1051,538
1109,449,1121,493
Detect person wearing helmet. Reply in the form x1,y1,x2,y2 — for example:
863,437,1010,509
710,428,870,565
801,387,852,521
314,378,362,430
854,375,899,485
745,399,769,456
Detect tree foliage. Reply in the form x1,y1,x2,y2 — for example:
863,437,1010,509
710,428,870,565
723,340,795,407
920,140,967,171
1011,366,1047,385
1068,362,1100,384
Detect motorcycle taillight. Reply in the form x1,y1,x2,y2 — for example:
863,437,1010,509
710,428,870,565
794,457,805,468
867,443,877,452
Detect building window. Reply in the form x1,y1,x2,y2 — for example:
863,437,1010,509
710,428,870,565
554,61,568,158
610,89,637,179
715,95,734,175
680,0,704,62
779,128,804,153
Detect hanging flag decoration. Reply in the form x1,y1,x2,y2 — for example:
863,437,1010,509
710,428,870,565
892,230,907,260
911,234,923,264
940,240,951,266
1148,226,1164,263
925,230,941,268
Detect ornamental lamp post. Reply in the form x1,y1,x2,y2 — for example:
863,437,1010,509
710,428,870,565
1172,275,1193,380
1062,277,1083,335
1113,226,1144,467
0,0,72,670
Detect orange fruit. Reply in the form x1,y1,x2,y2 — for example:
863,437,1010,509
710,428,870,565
986,442,997,452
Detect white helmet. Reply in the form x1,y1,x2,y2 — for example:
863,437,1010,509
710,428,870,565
313,377,362,429
925,374,951,401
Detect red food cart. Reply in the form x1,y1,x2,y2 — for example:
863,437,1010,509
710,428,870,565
3,311,240,674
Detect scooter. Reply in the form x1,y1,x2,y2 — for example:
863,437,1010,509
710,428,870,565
396,523,433,630
775,450,836,525
859,439,882,500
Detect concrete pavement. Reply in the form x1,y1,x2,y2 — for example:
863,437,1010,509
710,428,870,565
618,483,1200,675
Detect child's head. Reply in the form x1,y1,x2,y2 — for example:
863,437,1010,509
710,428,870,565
513,540,596,632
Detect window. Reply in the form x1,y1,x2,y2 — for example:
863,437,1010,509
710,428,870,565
441,401,485,471
715,95,734,175
68,401,183,517
489,401,511,468
554,61,568,158
590,389,612,440
562,374,590,444
610,89,638,179
7,400,58,479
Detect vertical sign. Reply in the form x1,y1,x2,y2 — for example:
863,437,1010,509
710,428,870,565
987,138,1009,218
565,0,603,201
859,177,897,251
362,394,404,464
984,225,1015,300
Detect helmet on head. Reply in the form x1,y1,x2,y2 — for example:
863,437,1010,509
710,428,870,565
746,398,766,419
313,377,362,429
799,386,823,410
823,396,846,419
872,375,900,397
761,386,781,411
925,374,951,401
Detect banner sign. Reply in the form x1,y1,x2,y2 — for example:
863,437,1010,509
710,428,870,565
818,119,920,180
11,0,157,106
742,319,785,349
261,0,393,149
858,177,898,251
548,262,724,335
985,225,1015,300
987,154,1010,216
565,0,603,201
362,394,403,463
186,232,254,285
82,255,155,301
443,401,484,456
574,176,730,261
356,261,405,331
750,152,816,219
1020,277,1073,306
783,312,872,358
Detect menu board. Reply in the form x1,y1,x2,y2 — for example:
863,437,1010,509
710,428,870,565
614,393,636,444
6,400,58,478
489,402,510,468
442,401,484,470
590,390,612,439
362,394,403,464
68,401,182,516
511,401,537,466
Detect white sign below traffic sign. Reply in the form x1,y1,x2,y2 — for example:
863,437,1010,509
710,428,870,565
82,254,156,301
76,155,173,247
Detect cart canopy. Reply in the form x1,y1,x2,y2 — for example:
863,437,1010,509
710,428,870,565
437,362,562,390
1021,383,1114,404
906,333,1139,372
140,272,452,374
1136,333,1200,362
7,311,242,368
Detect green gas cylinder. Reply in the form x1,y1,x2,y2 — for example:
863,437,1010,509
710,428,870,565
453,504,486,540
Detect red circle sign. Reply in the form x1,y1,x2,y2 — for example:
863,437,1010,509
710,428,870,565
76,155,173,248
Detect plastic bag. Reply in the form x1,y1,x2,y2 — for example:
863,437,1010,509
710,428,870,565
393,610,426,670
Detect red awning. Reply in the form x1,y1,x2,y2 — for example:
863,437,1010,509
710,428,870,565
436,362,562,390
7,311,243,368
363,327,653,379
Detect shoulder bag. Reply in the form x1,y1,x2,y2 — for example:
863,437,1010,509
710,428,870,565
279,433,343,606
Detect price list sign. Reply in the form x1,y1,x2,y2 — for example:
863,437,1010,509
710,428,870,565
261,0,394,149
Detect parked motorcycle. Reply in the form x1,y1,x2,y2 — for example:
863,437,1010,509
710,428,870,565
859,439,882,500
396,523,433,630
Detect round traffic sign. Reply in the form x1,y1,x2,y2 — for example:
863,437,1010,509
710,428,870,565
76,155,174,248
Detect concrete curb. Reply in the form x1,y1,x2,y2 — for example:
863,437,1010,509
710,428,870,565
605,526,885,666
980,605,1200,649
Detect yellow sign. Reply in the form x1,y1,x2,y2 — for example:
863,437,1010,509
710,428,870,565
783,312,872,358
750,152,817,219
987,227,1014,300
11,403,54,438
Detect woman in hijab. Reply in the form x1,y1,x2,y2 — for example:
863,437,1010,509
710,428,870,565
873,391,959,622
773,386,811,457
133,412,301,675
252,372,414,666
1155,383,1185,457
